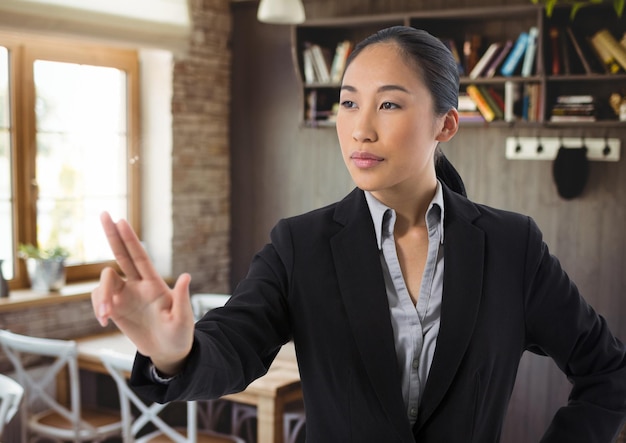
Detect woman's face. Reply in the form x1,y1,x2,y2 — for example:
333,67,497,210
336,42,452,200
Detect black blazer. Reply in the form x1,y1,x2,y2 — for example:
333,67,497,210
131,185,626,442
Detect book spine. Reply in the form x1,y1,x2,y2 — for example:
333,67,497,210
310,44,330,83
567,27,593,74
559,27,571,75
478,85,504,120
588,34,621,74
469,42,501,79
484,40,512,78
521,27,538,77
303,48,316,84
504,81,518,122
500,32,529,76
549,27,561,75
592,29,626,72
466,85,495,122
330,40,352,83
463,34,482,74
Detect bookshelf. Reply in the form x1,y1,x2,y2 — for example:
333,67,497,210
291,4,626,128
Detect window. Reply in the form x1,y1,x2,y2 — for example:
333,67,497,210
0,32,140,288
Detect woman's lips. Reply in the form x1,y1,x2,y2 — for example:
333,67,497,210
351,151,383,169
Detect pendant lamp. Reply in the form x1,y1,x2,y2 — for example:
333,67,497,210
257,0,305,24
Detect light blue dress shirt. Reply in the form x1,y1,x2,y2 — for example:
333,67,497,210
364,181,445,427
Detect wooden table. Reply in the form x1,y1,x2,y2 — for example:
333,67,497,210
70,331,302,443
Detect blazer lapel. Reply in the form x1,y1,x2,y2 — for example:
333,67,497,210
331,189,414,442
415,187,485,430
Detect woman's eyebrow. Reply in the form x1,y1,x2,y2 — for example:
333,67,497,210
378,84,409,93
340,84,409,93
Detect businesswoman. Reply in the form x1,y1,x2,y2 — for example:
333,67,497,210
92,26,626,442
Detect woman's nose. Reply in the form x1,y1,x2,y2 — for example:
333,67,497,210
351,111,378,143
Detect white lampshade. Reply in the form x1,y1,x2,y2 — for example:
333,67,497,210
257,0,305,24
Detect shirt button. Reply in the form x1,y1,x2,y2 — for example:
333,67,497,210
412,359,419,369
410,407,418,417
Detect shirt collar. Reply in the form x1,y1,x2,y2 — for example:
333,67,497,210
365,180,445,250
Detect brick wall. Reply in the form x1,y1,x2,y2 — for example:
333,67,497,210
171,0,232,294
0,299,118,372
0,0,233,372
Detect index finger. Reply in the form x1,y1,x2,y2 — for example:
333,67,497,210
101,211,141,280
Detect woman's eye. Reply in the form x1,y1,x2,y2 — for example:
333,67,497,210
340,100,356,109
380,101,399,110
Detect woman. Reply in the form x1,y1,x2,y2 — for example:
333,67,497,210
92,26,626,442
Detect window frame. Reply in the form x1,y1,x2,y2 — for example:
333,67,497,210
2,31,141,289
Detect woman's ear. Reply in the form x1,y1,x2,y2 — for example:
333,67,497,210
435,108,459,142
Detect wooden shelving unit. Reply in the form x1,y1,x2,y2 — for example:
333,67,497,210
291,4,626,128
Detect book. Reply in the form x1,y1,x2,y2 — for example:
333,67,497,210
504,80,520,122
556,94,595,104
566,27,594,74
521,26,539,76
591,29,626,72
330,40,353,83
486,86,506,112
550,94,596,122
469,42,503,79
466,84,495,122
500,31,529,76
483,40,512,78
549,26,561,75
302,47,316,84
463,34,482,74
588,33,621,74
310,44,331,83
478,85,504,119
458,92,478,112
441,38,465,76
558,27,572,75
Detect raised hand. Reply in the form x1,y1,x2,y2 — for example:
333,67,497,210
91,211,195,375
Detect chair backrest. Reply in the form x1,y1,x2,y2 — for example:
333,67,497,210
100,349,245,443
0,329,85,442
100,348,198,443
190,293,231,321
0,373,24,437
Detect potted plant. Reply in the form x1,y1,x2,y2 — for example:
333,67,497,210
18,244,70,294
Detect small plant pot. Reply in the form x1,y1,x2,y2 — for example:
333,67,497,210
26,258,66,293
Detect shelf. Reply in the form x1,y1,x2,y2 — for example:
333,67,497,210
292,4,626,130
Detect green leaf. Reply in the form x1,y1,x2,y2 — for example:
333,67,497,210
546,0,558,16
570,2,585,19
615,0,624,17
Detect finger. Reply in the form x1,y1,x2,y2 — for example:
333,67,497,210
92,267,125,327
100,212,141,280
114,218,162,282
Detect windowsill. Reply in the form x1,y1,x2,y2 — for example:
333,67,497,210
0,280,99,313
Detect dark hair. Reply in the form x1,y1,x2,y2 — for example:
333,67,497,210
344,26,466,197
344,26,459,117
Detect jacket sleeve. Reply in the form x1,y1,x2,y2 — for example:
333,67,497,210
521,217,626,442
129,218,295,403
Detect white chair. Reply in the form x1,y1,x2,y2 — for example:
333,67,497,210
190,293,231,432
231,400,306,443
0,329,123,443
0,373,24,439
190,293,231,321
99,348,244,443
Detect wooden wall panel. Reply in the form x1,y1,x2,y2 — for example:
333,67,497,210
230,1,626,441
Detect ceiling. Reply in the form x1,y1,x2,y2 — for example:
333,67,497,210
0,0,192,51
